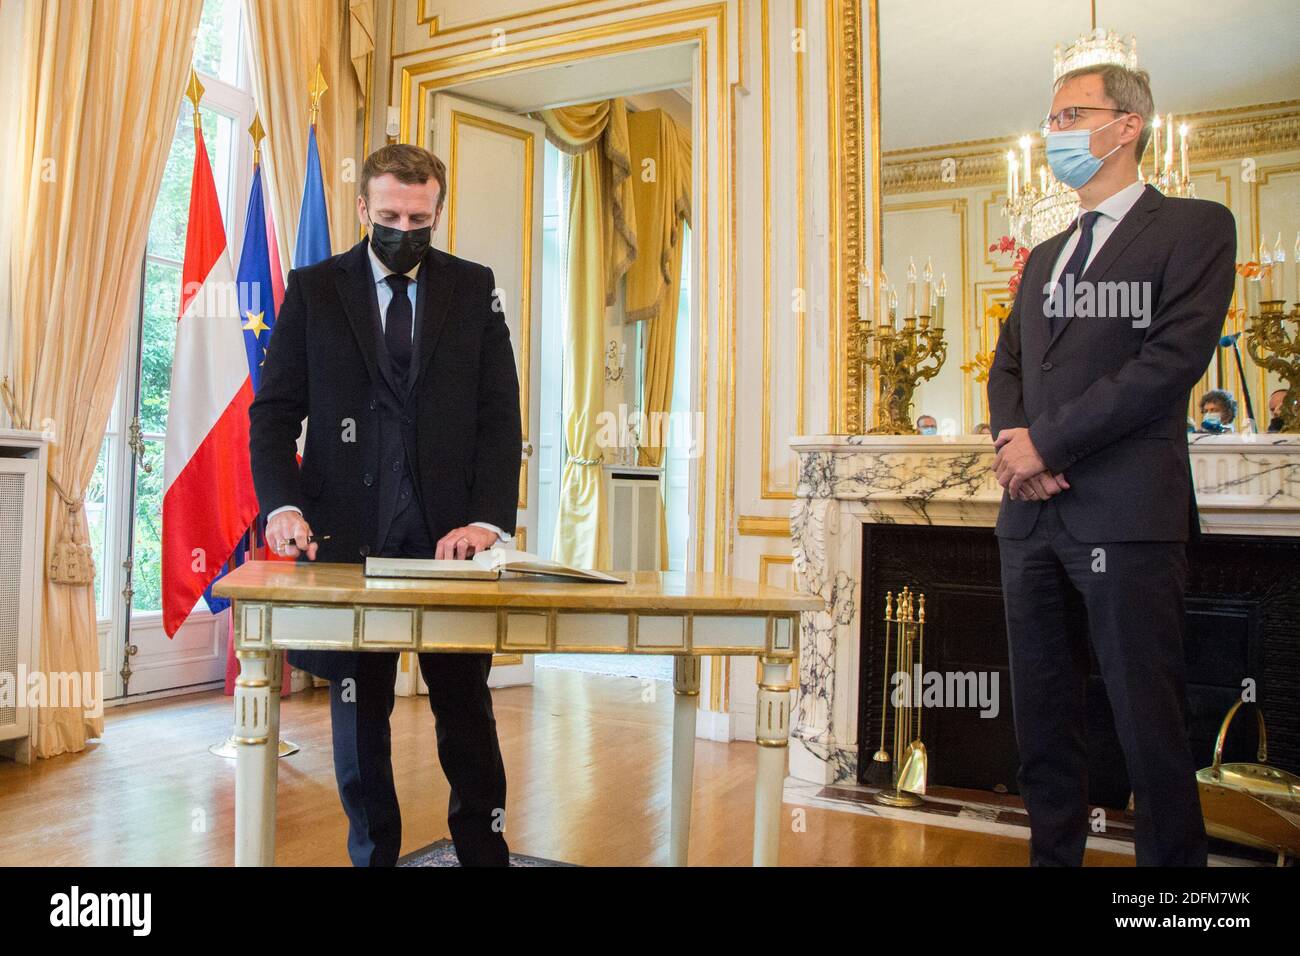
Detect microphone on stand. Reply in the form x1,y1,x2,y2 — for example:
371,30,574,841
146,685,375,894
1219,332,1256,429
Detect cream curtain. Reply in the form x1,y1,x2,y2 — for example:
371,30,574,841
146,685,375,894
626,109,691,569
537,100,637,569
0,0,204,757
243,0,366,270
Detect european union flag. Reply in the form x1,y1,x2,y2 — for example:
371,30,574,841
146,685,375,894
294,124,332,267
203,160,283,617
237,164,278,391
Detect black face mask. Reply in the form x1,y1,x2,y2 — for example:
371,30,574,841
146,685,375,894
366,216,431,274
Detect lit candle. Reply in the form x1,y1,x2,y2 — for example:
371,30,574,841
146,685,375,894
934,275,947,331
1152,115,1162,178
1039,164,1047,194
1006,150,1015,197
1179,124,1189,182
1020,135,1032,193
878,270,891,328
1246,275,1261,316
1294,231,1300,307
857,268,871,324
889,288,899,330
1260,242,1273,300
921,258,934,316
906,258,918,318
1163,114,1173,178
1273,233,1287,306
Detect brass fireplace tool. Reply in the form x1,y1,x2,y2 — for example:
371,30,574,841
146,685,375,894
855,261,949,435
870,586,929,807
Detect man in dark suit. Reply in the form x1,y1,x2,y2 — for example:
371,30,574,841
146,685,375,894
988,64,1236,866
249,144,522,866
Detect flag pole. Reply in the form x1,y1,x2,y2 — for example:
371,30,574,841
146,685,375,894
307,62,328,129
210,108,300,762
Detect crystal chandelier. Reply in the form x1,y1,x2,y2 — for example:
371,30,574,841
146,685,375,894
1053,27,1137,80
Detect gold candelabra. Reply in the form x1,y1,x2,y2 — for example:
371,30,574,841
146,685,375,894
856,316,947,436
855,260,949,435
1245,300,1300,432
873,587,928,808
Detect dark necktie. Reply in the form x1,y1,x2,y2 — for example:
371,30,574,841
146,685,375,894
1049,210,1102,337
384,273,413,380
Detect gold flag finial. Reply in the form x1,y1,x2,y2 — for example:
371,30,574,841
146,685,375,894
186,68,205,132
307,62,328,127
248,113,266,165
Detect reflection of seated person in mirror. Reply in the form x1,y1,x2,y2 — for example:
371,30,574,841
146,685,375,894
975,422,992,436
916,414,938,435
1196,388,1237,433
1268,387,1287,433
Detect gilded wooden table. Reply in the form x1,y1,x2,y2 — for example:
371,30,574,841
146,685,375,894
213,561,819,867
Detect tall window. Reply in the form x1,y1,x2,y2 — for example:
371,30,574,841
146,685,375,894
87,0,254,622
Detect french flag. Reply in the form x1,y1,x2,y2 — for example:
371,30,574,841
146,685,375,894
161,119,260,637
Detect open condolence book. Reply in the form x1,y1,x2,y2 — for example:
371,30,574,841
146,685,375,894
364,548,625,583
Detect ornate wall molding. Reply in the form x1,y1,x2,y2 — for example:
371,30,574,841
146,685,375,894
882,100,1300,195
828,0,875,434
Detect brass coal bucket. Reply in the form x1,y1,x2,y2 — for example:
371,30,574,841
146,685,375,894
1196,700,1300,864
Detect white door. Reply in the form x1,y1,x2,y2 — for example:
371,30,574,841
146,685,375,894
425,92,544,690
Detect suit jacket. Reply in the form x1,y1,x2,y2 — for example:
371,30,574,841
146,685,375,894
987,185,1236,542
248,238,522,679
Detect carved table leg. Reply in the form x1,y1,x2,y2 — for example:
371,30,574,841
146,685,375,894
753,655,792,866
234,648,278,866
669,654,701,866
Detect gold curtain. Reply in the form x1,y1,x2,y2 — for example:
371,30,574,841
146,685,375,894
0,0,204,757
537,100,637,569
626,110,691,569
243,0,365,270
625,109,691,324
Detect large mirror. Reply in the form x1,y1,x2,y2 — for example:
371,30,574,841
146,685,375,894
878,0,1300,435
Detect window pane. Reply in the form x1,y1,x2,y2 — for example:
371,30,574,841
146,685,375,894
139,261,182,435
191,0,243,87
86,437,112,619
148,106,234,261
132,438,166,613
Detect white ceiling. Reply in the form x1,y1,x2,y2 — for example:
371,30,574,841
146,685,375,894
881,0,1300,151
451,43,695,115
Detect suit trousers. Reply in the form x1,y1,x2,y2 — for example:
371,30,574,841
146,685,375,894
327,478,509,866
997,497,1207,866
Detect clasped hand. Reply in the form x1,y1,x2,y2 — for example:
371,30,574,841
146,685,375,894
992,427,1070,502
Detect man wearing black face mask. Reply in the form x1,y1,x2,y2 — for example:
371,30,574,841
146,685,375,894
249,144,522,866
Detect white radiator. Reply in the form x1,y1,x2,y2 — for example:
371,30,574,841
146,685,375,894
0,430,47,764
605,464,663,571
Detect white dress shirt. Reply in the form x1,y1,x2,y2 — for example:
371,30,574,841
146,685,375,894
267,242,512,547
1047,179,1146,294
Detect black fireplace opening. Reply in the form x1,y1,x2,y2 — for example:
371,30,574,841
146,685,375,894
855,523,1300,809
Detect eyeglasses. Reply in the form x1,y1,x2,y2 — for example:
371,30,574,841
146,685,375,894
1040,106,1128,136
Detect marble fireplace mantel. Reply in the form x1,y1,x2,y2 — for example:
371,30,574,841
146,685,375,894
786,433,1300,786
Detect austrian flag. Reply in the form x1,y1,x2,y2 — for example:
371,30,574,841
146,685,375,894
161,121,260,637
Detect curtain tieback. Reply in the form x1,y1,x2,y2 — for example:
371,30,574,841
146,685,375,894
48,469,95,588
569,456,602,466
2,376,93,584
0,376,28,429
